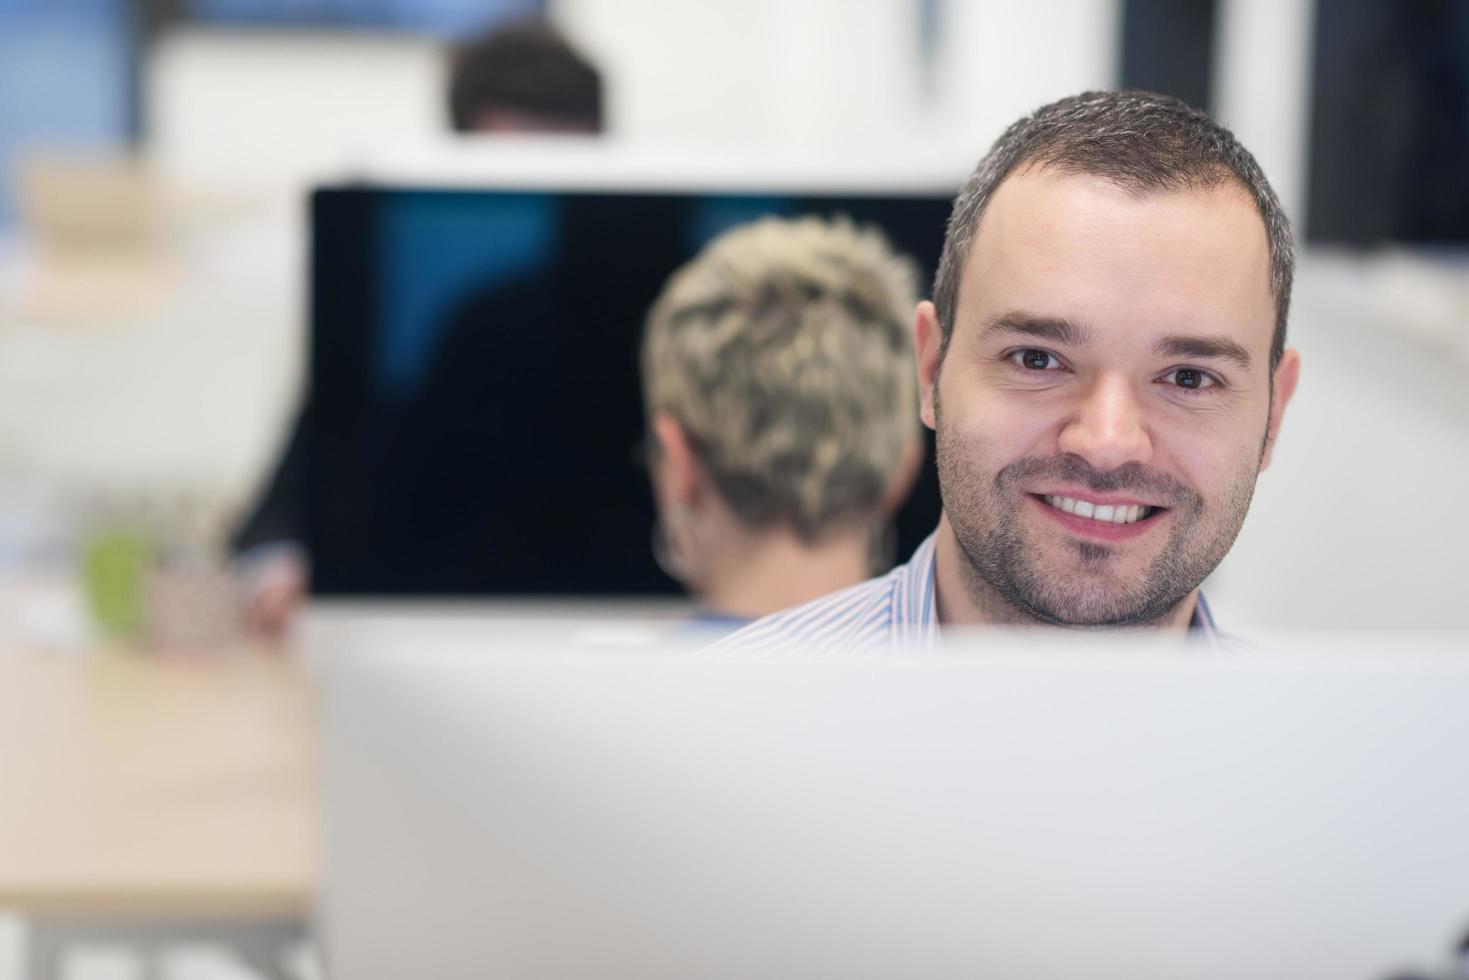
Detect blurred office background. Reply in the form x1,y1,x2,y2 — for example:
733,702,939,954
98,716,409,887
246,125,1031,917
1,2,1468,978
0,0,1466,631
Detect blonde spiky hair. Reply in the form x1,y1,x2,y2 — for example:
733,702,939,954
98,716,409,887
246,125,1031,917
642,215,920,540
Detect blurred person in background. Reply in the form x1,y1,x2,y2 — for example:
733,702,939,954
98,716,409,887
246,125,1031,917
232,17,603,637
448,18,604,133
641,216,925,630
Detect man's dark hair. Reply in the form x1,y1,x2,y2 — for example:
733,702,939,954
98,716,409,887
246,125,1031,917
932,90,1294,370
448,19,604,133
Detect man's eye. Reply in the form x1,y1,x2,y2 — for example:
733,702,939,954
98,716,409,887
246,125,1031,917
1161,367,1218,391
1012,349,1061,371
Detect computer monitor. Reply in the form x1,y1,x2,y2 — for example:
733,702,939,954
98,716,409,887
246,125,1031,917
307,165,953,597
321,629,1469,980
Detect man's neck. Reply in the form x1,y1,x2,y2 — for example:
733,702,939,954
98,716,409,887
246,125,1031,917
700,526,872,621
932,515,1199,632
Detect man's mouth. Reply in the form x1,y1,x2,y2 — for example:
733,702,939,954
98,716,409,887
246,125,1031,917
1036,494,1163,526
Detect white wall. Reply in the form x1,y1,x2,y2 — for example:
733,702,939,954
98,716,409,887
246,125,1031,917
1212,0,1316,228
146,28,447,186
933,0,1121,159
554,0,918,149
554,0,1119,161
1207,252,1469,630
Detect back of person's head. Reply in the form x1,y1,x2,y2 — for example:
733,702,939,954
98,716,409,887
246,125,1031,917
642,215,920,543
448,19,604,134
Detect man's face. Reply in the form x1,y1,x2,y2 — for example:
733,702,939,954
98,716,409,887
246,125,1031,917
916,167,1299,626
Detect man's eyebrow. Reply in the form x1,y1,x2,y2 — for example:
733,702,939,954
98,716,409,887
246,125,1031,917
1152,335,1254,370
981,311,1093,347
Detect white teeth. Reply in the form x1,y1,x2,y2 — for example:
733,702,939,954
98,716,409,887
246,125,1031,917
1042,496,1153,525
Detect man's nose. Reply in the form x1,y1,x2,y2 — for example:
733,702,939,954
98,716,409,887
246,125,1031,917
1057,373,1153,471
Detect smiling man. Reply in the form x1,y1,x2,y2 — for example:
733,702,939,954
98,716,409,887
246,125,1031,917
715,90,1300,650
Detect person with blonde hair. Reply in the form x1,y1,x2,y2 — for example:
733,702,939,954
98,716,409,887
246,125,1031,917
641,215,925,627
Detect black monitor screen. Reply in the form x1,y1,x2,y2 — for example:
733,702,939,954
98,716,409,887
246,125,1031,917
1307,0,1469,243
308,186,952,597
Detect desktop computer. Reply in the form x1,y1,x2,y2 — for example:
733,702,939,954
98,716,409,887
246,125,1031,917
319,627,1469,979
306,155,954,598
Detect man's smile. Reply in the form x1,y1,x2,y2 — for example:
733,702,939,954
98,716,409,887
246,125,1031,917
1027,491,1169,542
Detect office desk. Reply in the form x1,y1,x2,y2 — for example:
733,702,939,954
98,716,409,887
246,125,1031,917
2,597,684,919
0,643,315,978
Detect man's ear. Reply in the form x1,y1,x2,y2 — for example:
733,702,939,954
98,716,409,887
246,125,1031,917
650,413,706,508
914,300,944,431
1260,347,1301,472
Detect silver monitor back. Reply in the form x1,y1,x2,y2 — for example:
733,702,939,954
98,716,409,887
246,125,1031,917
321,629,1469,980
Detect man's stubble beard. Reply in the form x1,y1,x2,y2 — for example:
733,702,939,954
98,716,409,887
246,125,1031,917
932,386,1264,628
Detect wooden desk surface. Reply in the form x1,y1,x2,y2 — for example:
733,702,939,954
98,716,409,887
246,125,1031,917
0,645,316,919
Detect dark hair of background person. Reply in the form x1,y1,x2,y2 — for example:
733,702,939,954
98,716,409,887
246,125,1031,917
931,89,1294,372
448,19,604,134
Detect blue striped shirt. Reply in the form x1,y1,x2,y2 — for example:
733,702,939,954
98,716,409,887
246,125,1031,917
708,532,1222,654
